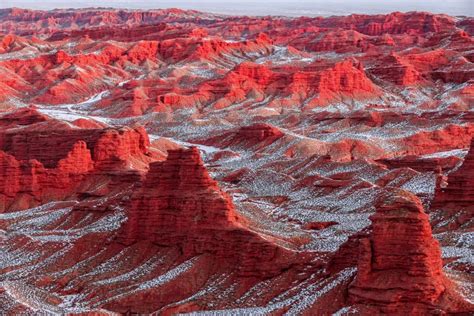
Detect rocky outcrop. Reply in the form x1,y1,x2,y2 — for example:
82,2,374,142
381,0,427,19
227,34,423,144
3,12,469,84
378,155,462,173
0,106,49,128
234,62,274,85
348,190,469,314
120,147,297,277
316,59,378,96
0,110,152,211
0,123,150,170
237,123,284,143
304,30,372,53
203,58,379,111
0,142,94,211
199,123,284,150
433,138,474,209
370,53,422,85
319,12,456,36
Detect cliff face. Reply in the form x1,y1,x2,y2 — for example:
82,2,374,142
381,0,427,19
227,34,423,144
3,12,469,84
0,142,94,211
369,53,422,85
0,7,473,315
348,190,471,314
231,59,378,99
1,126,149,169
120,147,240,244
0,108,152,212
318,12,456,36
120,147,297,277
434,138,474,208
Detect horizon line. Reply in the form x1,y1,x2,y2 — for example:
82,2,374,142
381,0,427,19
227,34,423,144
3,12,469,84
1,6,472,19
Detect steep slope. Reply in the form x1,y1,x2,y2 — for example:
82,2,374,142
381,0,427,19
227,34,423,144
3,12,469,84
0,108,153,212
0,8,473,315
120,147,301,277
433,137,474,208
348,190,471,314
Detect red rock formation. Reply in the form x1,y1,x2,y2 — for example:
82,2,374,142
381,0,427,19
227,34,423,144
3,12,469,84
2,8,470,114
204,58,379,110
0,151,21,210
0,142,94,211
378,155,462,173
0,106,48,128
317,59,377,96
370,53,422,85
0,109,153,211
125,41,159,63
91,126,151,170
348,190,469,314
0,8,216,36
0,123,150,170
433,138,474,209
200,123,284,150
319,12,456,36
301,30,372,53
120,147,297,277
0,8,473,314
237,123,284,143
234,62,274,85
398,124,474,156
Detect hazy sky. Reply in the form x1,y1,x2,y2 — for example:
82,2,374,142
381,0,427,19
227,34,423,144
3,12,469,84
0,1,472,17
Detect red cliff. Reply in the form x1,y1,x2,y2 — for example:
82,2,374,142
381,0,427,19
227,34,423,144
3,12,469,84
433,138,474,208
0,109,152,211
120,147,297,277
0,141,94,211
348,190,470,314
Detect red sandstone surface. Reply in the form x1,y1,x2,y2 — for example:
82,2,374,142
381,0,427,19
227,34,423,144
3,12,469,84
0,8,473,315
349,190,470,314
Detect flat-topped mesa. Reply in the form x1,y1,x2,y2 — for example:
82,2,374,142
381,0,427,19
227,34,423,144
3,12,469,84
120,147,296,277
433,137,474,209
349,190,450,313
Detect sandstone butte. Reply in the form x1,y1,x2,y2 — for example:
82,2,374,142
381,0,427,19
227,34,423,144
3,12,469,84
348,190,472,314
119,146,301,278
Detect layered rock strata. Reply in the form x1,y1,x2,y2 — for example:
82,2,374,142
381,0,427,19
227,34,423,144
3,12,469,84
349,190,450,313
433,138,474,208
120,147,296,277
0,109,152,211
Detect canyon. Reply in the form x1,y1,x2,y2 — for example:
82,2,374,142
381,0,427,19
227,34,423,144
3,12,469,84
0,7,473,315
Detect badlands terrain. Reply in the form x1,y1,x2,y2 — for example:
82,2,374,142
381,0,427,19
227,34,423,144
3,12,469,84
0,7,473,315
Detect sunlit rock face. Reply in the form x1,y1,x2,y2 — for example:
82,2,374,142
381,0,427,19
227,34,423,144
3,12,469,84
120,147,302,278
433,138,474,208
0,7,473,315
0,108,152,212
350,191,445,313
